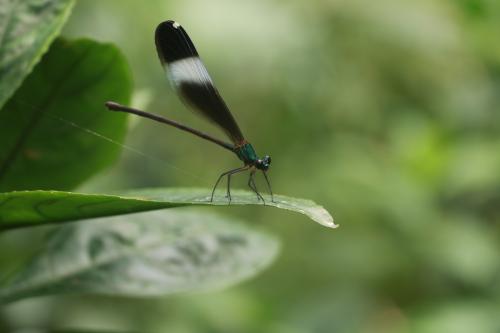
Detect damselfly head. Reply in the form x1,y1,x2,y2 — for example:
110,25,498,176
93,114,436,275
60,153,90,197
256,155,271,171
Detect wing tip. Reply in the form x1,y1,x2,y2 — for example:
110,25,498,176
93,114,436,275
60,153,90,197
157,20,181,31
155,20,198,64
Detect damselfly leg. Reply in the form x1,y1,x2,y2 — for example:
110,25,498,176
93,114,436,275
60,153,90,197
210,166,249,202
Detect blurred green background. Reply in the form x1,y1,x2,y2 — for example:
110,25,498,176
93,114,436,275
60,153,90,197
3,0,500,332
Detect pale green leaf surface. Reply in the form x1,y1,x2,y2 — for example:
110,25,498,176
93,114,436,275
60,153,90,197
0,188,337,230
0,0,75,108
0,210,280,304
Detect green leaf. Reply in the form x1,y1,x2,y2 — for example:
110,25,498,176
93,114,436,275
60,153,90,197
0,188,337,230
0,210,279,304
49,331,128,333
0,38,132,191
49,331,125,333
0,0,75,109
48,331,122,333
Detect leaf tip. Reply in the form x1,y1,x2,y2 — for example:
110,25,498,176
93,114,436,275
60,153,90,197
318,213,339,229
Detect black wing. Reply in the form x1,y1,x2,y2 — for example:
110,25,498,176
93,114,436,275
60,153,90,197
155,20,245,145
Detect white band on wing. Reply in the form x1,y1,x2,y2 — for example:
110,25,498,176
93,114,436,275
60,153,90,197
168,57,213,86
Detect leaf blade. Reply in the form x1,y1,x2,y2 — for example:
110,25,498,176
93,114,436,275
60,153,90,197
0,38,133,191
0,188,337,230
0,210,279,304
0,0,76,109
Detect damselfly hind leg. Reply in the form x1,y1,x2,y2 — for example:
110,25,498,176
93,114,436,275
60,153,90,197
210,166,249,202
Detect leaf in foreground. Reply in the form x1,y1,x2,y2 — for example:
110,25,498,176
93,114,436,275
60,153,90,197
0,188,337,230
0,0,75,109
0,210,279,304
0,38,132,191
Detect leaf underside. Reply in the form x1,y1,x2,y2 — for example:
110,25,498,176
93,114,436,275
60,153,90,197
0,210,280,304
0,0,76,109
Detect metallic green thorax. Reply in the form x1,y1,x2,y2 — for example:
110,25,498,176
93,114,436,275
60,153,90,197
235,143,258,164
